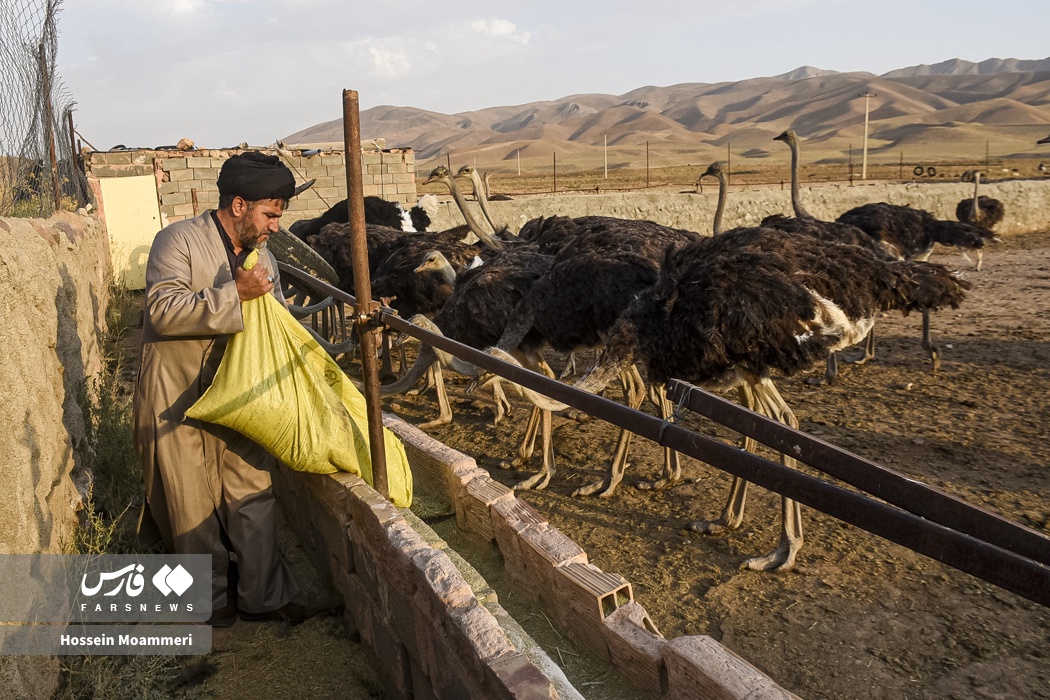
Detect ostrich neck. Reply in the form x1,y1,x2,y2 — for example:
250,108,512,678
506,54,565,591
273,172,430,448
712,172,727,235
434,258,457,285
445,177,503,250
971,173,981,218
471,172,500,234
788,140,813,219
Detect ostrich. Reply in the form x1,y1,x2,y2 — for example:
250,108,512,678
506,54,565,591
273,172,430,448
697,162,728,235
457,165,501,235
380,246,555,428
423,165,506,248
479,215,701,496
835,201,990,371
955,171,1004,269
289,195,432,242
760,131,894,383
486,225,970,570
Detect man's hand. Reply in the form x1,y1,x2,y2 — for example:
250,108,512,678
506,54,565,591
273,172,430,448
235,265,275,301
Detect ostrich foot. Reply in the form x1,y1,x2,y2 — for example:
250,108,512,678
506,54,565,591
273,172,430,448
635,474,681,491
842,353,874,366
417,415,452,430
513,469,552,491
741,541,799,572
688,518,734,535
804,374,834,386
571,476,623,499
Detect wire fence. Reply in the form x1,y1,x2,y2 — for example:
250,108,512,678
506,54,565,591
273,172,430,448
0,0,89,218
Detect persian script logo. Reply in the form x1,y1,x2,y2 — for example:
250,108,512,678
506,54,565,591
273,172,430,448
80,564,194,598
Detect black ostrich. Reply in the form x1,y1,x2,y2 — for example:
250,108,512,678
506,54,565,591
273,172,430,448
288,195,432,242
955,171,1004,267
380,246,555,428
760,131,894,383
835,201,990,370
489,225,970,571
483,215,702,496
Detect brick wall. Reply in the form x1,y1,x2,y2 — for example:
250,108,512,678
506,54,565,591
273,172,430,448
84,144,417,226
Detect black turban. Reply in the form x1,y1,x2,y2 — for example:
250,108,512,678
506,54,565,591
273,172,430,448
216,151,296,201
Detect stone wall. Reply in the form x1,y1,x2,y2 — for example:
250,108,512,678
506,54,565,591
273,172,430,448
84,143,417,227
425,178,1050,237
0,211,111,699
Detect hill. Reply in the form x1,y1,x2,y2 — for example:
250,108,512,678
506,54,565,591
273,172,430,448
282,57,1050,170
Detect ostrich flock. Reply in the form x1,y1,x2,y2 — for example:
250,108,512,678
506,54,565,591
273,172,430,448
285,130,1020,572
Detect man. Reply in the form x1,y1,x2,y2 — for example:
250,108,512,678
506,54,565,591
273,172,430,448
133,151,305,627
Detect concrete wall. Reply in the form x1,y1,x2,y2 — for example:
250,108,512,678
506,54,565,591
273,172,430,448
424,178,1050,237
85,144,418,227
0,211,111,699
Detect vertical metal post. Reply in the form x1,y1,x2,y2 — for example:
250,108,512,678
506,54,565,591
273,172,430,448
899,152,904,180
604,134,608,179
985,141,990,171
638,140,646,188
342,89,388,499
66,110,78,173
860,92,875,180
553,152,557,193
517,148,521,176
849,144,854,186
726,142,731,189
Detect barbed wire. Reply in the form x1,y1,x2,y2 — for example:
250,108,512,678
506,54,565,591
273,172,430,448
0,0,89,218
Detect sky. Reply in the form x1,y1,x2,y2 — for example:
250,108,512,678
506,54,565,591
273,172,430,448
54,0,1048,151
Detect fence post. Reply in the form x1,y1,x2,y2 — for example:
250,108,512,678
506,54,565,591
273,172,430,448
342,88,388,499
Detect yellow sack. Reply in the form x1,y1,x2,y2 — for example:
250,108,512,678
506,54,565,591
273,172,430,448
185,250,412,507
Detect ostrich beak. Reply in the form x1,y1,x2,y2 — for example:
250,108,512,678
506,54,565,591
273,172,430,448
1038,134,1050,145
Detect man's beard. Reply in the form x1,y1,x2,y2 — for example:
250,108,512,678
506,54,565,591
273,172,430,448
234,215,267,250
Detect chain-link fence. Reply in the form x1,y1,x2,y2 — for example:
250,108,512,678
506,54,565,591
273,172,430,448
0,0,89,218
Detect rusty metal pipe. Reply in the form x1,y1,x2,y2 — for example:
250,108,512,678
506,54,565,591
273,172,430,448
342,89,388,499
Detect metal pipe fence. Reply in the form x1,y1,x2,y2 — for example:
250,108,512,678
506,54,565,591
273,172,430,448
276,261,1050,609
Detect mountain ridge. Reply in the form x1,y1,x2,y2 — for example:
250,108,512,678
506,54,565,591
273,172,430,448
283,57,1050,164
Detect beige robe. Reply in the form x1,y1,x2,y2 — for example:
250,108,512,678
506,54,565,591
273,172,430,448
132,211,297,612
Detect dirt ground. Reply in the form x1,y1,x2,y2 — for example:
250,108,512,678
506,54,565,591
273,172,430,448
381,230,1050,700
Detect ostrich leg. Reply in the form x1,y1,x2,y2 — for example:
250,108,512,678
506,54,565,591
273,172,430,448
805,353,839,386
635,382,683,491
572,364,647,497
844,329,876,366
921,309,940,372
741,378,803,572
417,362,453,429
511,407,556,490
690,383,758,535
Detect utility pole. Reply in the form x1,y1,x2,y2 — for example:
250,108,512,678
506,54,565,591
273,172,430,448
858,91,876,180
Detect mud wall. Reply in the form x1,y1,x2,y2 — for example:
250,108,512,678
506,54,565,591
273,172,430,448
0,212,111,698
425,178,1050,237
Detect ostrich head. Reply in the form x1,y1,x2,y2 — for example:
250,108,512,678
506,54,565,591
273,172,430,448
774,130,799,146
413,250,451,275
424,165,453,187
1038,134,1050,145
699,161,725,182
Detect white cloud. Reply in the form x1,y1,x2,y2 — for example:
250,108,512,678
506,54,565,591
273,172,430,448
469,18,531,45
367,44,412,77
